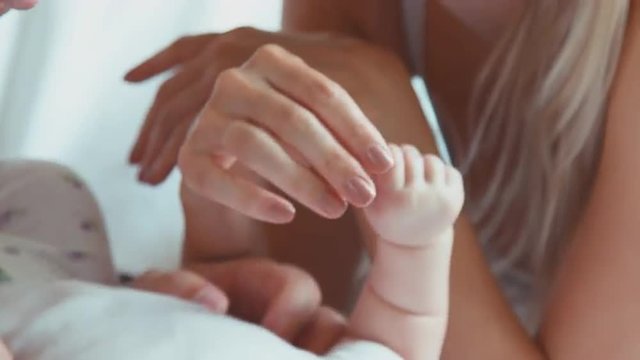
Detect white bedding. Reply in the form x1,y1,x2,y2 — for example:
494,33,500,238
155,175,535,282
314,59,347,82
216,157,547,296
0,281,401,360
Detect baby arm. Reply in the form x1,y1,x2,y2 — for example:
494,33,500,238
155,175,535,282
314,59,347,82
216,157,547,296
348,145,464,360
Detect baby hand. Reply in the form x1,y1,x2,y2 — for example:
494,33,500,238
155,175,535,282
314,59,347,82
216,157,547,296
364,144,464,247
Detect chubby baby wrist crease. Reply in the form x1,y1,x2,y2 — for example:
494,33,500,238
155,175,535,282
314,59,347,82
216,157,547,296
376,228,454,251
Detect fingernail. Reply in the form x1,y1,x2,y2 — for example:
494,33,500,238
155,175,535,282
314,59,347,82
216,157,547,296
345,176,376,207
193,286,228,313
367,144,394,172
138,168,148,182
319,195,347,219
265,200,296,223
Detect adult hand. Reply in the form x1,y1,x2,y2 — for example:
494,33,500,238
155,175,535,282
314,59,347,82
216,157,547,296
132,269,230,314
128,28,430,224
177,42,396,223
186,258,346,355
133,262,346,354
125,29,395,194
0,0,37,16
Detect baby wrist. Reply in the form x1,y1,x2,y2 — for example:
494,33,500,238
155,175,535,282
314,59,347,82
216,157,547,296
369,229,454,315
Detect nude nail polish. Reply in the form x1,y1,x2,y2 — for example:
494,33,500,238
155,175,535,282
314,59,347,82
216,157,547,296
367,144,394,171
346,176,376,207
266,200,296,223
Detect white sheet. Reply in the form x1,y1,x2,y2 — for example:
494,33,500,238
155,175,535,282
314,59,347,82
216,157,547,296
0,281,401,360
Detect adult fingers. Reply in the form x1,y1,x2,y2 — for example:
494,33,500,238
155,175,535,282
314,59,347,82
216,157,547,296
132,270,229,313
130,66,204,165
216,69,375,208
124,34,217,82
179,136,298,224
244,44,394,174
294,306,347,355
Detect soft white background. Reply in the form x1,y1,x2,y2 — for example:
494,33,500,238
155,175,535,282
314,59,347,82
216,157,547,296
0,0,283,273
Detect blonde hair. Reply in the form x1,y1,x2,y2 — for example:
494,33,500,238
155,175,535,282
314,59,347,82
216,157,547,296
460,1,629,280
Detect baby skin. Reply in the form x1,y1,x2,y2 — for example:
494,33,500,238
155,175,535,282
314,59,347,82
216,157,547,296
351,144,464,359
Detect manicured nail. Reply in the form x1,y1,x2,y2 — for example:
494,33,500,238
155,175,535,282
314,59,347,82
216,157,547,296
319,195,347,219
345,176,376,207
367,144,394,171
193,286,228,313
266,200,296,223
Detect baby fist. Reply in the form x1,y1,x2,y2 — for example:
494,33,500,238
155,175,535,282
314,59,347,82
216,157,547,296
364,144,464,247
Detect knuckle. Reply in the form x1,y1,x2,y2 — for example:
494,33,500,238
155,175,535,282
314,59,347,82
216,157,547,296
254,43,286,62
216,68,245,88
226,26,256,39
213,69,251,101
319,149,351,175
157,79,176,99
215,26,254,48
307,77,343,106
209,34,234,54
275,103,312,130
348,122,372,143
222,122,262,156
